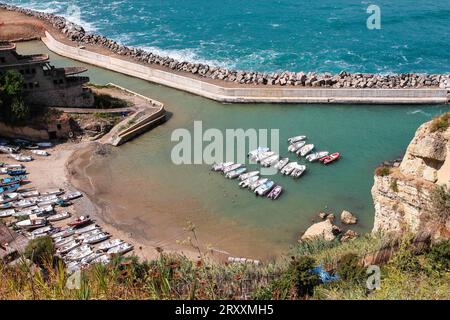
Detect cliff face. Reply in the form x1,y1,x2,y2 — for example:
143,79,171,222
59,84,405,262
372,117,450,239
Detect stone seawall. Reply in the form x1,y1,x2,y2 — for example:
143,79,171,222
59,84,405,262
43,32,448,105
2,3,450,92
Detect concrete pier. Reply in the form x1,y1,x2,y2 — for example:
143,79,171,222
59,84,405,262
43,32,449,105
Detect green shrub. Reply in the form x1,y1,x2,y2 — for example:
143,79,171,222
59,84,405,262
24,236,55,266
390,179,398,192
389,239,421,273
429,112,450,133
336,253,365,283
291,256,320,298
430,185,450,220
375,166,391,177
94,93,129,109
425,241,450,274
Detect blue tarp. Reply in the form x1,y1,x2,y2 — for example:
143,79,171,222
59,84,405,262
309,266,339,283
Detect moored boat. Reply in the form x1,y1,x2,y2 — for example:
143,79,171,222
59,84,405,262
298,144,315,157
31,150,49,157
0,184,20,194
0,208,15,218
222,163,242,174
288,141,306,152
249,178,268,191
107,242,133,256
291,165,307,178
16,216,47,230
281,162,297,175
68,215,92,228
322,152,341,165
255,151,275,163
288,135,306,144
238,176,259,188
267,185,283,200
225,167,247,179
47,211,71,222
255,180,275,196
261,154,279,167
238,171,259,181
99,239,124,251
212,161,234,172
61,191,83,201
57,240,81,255
306,151,329,162
248,147,269,158
83,232,110,244
274,158,289,170
0,192,19,204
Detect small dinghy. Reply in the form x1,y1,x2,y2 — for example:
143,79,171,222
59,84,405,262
0,183,20,194
281,162,297,175
239,176,259,188
61,191,83,201
13,199,36,209
107,242,133,256
288,135,306,144
321,152,341,165
4,164,24,169
0,192,19,204
267,185,283,200
16,217,47,230
238,171,259,181
9,154,33,162
0,208,15,218
30,225,53,237
68,215,92,228
47,211,71,222
288,141,306,152
255,180,274,196
222,163,242,174
51,228,75,239
248,147,269,158
31,150,49,157
74,224,99,235
83,232,110,244
55,236,77,248
212,162,234,172
65,245,92,261
291,165,307,178
99,239,123,251
41,188,64,197
37,142,53,148
7,168,27,176
225,167,247,179
20,190,39,198
0,176,26,187
298,144,315,157
56,240,81,255
306,151,329,162
76,229,102,241
255,151,275,163
274,158,289,170
261,155,279,167
249,178,268,191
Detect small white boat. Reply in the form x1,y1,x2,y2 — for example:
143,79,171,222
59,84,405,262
83,232,110,244
212,162,234,172
74,224,99,235
281,162,298,175
41,188,64,197
37,142,53,148
90,254,110,265
288,141,306,152
261,155,279,167
4,164,24,169
306,151,329,162
98,239,123,251
255,151,275,163
274,158,289,170
16,217,47,230
225,167,247,179
107,242,133,256
80,252,104,264
248,147,269,158
0,146,17,154
0,208,15,218
20,190,40,198
249,178,268,191
76,229,102,241
65,245,92,261
30,225,53,237
31,150,49,156
255,181,275,196
51,228,75,239
298,144,315,157
238,176,259,188
222,163,242,174
291,165,307,178
238,171,259,181
288,135,306,144
47,211,71,222
57,240,81,255
0,192,19,204
55,236,77,248
61,191,83,201
13,199,36,209
9,154,33,162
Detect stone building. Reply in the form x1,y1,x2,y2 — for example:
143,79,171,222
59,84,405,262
0,42,94,108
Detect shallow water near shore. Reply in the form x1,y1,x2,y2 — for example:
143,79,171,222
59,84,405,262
17,41,450,259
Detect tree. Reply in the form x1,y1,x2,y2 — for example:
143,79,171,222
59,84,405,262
291,256,320,298
24,236,55,266
0,70,31,124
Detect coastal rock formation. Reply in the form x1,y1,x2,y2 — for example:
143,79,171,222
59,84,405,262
372,116,450,240
301,220,336,241
1,3,450,90
341,210,358,225
341,230,359,242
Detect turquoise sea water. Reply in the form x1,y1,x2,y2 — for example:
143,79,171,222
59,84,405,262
7,0,450,73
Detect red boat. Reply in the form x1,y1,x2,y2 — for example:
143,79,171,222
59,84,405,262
322,152,340,165
68,215,92,228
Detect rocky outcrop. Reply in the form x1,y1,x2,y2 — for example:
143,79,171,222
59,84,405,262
341,210,358,225
372,116,450,240
301,220,336,241
1,3,450,90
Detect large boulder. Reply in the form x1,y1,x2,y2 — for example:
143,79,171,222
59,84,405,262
341,210,358,225
301,220,335,241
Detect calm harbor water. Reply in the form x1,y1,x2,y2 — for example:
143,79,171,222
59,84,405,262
17,41,450,258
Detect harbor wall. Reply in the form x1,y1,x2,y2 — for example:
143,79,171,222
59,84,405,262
43,32,449,105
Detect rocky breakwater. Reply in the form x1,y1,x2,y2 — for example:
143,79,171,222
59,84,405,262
2,3,450,90
372,113,450,240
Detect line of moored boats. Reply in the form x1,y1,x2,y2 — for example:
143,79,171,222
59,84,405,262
0,138,52,162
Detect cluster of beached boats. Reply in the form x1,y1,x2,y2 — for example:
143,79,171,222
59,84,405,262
0,160,133,274
0,138,52,162
212,161,283,200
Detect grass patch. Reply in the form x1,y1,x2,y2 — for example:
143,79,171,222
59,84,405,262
390,179,399,192
375,166,391,177
429,112,450,133
94,93,129,109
